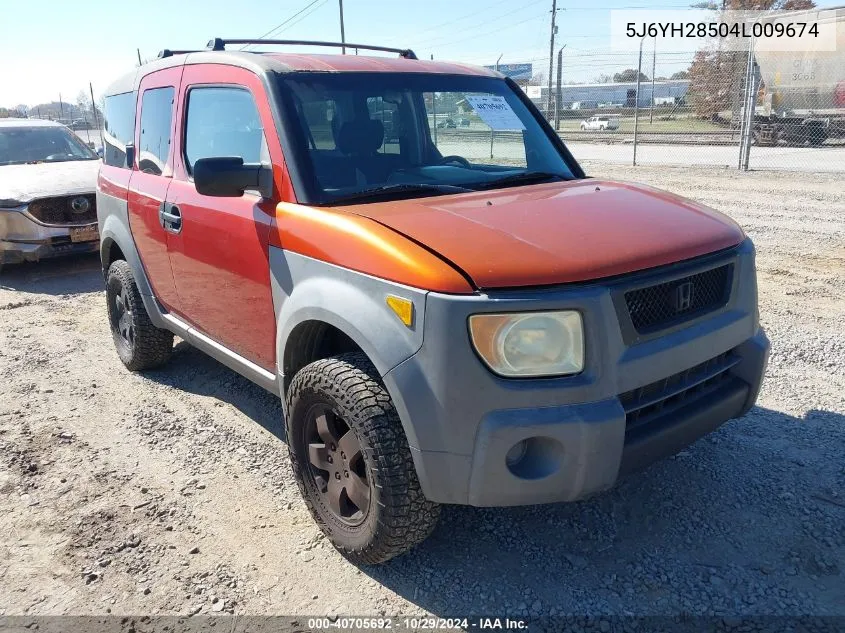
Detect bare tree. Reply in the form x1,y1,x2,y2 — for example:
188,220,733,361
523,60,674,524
528,72,546,86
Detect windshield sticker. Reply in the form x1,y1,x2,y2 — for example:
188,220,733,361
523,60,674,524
464,95,525,131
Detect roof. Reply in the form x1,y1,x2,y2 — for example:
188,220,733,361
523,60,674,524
0,118,63,128
105,50,501,96
260,53,498,76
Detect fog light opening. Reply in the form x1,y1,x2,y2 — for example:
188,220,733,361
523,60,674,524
505,436,564,480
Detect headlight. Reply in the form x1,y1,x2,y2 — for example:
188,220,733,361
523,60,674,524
468,310,584,378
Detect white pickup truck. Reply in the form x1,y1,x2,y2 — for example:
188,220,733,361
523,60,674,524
580,115,620,131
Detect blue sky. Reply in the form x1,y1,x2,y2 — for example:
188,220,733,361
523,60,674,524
0,0,839,107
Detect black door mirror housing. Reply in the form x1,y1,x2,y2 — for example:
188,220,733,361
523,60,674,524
193,157,273,198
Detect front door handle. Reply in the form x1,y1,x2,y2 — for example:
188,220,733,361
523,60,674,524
159,203,182,234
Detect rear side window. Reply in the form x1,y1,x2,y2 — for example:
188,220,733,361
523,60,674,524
184,87,268,173
103,92,136,168
138,87,175,176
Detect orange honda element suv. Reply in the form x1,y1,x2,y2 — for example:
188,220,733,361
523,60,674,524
98,38,769,563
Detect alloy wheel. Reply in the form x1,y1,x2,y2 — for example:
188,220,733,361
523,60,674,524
113,288,134,347
304,405,370,525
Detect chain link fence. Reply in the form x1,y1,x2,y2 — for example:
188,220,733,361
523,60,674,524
521,9,845,173
5,13,842,175
742,9,845,172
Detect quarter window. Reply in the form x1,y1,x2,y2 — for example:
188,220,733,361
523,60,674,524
184,87,268,173
103,91,136,168
139,87,175,175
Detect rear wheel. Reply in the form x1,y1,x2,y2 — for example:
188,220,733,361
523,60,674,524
106,259,173,371
285,352,440,564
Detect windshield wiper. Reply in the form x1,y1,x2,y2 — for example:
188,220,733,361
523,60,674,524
328,183,472,205
474,171,566,190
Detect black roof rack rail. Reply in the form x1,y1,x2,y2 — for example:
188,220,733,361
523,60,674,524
206,38,418,60
157,49,201,59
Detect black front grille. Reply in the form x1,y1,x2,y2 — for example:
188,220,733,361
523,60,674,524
27,194,97,226
620,350,740,439
625,264,733,333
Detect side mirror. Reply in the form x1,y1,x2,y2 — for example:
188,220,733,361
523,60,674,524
193,157,273,198
125,143,135,169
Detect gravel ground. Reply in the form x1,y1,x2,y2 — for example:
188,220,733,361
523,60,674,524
0,165,843,620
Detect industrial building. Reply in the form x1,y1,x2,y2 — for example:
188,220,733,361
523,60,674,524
526,79,690,112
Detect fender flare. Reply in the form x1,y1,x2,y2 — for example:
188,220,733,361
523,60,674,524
99,210,168,330
274,274,427,384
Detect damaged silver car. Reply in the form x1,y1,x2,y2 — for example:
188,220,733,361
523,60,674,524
0,119,100,268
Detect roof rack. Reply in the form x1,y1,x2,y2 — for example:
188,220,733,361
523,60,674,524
205,38,418,60
157,49,202,59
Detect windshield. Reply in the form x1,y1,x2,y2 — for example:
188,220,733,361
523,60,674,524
277,72,578,205
0,125,99,166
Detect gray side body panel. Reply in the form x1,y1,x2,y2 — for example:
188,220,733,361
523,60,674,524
269,247,428,383
97,188,165,327
97,187,279,394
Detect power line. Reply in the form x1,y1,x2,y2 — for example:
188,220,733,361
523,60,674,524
273,0,329,36
241,0,324,49
563,2,693,6
412,0,548,48
417,12,549,51
389,0,517,41
564,3,696,8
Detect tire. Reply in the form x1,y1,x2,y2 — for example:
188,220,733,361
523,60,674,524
285,352,440,564
105,259,173,371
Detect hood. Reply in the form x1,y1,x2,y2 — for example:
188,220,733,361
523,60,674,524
338,179,745,289
0,160,100,205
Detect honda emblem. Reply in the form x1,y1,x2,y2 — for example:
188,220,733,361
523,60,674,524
675,281,694,312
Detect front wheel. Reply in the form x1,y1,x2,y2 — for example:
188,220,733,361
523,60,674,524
106,259,173,371
285,352,440,564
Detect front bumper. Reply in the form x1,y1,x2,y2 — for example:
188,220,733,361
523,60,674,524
383,239,769,506
0,208,98,265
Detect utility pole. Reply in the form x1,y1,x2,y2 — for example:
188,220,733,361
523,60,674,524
492,54,502,158
649,39,656,124
633,36,644,166
59,93,64,121
90,82,104,147
431,54,437,146
137,48,143,66
546,0,558,121
339,0,346,54
555,45,565,131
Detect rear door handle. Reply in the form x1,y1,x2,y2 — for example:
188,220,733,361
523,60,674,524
159,203,182,234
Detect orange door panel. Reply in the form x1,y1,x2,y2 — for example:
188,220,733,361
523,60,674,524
165,64,290,371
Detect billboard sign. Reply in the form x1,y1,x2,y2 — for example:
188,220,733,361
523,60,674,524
484,62,533,81
526,85,543,99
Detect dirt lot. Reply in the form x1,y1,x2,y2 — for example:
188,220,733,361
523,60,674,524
0,165,843,619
